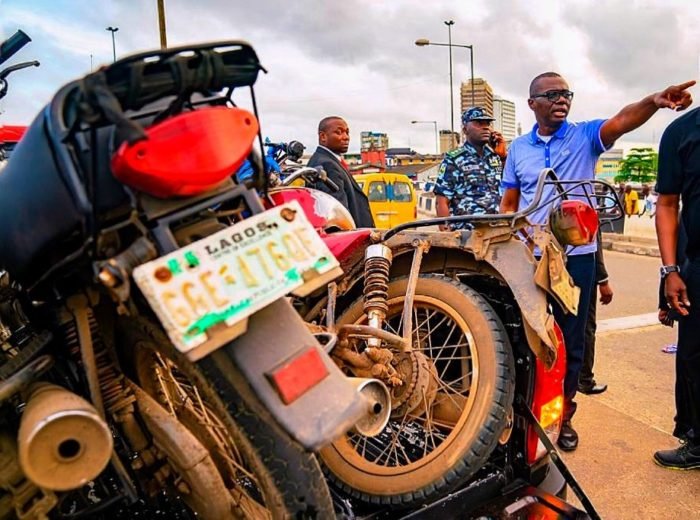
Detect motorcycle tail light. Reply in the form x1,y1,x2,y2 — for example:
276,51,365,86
111,107,258,198
549,200,599,247
526,321,566,464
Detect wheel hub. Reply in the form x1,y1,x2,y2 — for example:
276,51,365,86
390,351,438,418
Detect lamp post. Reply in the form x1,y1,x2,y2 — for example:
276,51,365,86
415,31,475,134
411,120,439,155
106,26,119,62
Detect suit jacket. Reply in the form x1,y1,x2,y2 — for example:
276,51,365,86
307,147,375,228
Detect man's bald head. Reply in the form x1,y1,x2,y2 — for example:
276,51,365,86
529,72,563,97
318,116,345,133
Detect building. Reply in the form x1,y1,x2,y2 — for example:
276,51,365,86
460,78,494,116
360,131,389,152
492,96,517,142
595,148,624,181
439,130,460,154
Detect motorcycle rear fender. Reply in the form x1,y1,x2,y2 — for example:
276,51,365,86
383,228,558,368
204,297,366,451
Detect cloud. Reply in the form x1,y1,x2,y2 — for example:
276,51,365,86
1,0,698,152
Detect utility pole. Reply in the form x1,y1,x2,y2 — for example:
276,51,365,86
444,20,455,137
157,0,168,49
106,26,119,62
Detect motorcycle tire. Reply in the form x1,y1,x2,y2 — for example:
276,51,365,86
322,274,515,507
117,316,333,520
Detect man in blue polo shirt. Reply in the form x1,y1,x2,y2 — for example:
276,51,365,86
500,72,695,452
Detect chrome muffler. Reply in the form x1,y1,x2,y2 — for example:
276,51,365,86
350,378,391,437
18,383,113,491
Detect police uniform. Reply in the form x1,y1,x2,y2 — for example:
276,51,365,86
434,107,503,229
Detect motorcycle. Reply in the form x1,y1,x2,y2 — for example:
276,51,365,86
266,164,621,513
0,41,384,519
0,30,38,166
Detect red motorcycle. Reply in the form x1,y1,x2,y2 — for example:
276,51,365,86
266,167,619,518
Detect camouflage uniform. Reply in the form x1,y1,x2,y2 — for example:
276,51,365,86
433,142,503,229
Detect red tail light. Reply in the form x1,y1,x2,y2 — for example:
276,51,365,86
549,200,598,246
526,321,566,464
111,107,259,198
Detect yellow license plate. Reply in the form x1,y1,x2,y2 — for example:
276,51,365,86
133,201,341,360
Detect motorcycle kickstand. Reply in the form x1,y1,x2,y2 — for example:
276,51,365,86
515,395,601,520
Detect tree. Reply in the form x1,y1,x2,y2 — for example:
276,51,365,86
614,147,658,184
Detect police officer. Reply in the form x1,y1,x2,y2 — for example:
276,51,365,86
434,107,507,230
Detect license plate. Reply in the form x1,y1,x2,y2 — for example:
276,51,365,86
133,201,341,360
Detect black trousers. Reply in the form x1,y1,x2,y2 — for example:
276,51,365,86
677,258,700,443
580,283,598,386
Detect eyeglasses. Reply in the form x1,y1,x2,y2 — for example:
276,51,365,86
531,90,574,102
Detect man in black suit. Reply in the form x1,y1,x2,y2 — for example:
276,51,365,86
308,116,375,228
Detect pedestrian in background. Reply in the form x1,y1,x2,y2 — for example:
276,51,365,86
654,103,700,470
434,107,507,230
500,71,695,452
624,185,639,216
308,116,374,228
579,234,613,395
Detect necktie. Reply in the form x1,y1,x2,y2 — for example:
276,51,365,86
340,158,350,171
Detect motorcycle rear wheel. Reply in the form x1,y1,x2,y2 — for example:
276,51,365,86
322,274,515,507
117,316,334,519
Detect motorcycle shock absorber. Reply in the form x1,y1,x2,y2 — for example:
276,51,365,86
363,245,393,348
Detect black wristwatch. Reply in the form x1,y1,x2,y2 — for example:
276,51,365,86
660,265,681,278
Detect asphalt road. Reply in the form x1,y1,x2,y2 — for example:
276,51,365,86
561,251,700,519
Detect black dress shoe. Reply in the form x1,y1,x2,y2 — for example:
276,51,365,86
578,382,608,395
557,421,579,452
653,443,700,470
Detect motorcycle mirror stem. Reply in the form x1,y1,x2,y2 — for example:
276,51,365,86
0,30,31,67
0,60,40,81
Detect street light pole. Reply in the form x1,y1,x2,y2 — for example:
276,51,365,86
444,20,455,137
157,0,168,49
106,26,119,62
411,120,439,155
415,36,476,130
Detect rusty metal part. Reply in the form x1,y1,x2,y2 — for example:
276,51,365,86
326,282,337,332
390,351,437,417
382,229,558,368
95,236,158,304
534,239,580,316
337,324,410,351
499,408,514,445
363,245,393,347
332,341,403,387
63,297,141,498
348,378,391,438
0,355,53,404
131,383,235,520
401,240,429,343
468,221,518,261
0,430,57,520
17,383,113,491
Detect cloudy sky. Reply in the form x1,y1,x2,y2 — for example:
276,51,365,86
1,0,699,153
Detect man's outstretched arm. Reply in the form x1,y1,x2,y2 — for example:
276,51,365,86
600,80,695,147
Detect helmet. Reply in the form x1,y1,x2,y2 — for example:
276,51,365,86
549,200,599,247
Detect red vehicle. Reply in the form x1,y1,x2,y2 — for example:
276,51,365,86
267,168,619,519
0,125,26,162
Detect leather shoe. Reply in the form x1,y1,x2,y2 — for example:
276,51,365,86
654,443,700,470
578,382,608,395
557,421,579,452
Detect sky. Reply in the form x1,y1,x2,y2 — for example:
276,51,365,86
1,0,699,154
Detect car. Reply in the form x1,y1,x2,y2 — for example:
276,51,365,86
354,172,417,229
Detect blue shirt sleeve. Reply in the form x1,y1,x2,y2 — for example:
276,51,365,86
583,119,609,155
433,158,457,198
500,144,520,189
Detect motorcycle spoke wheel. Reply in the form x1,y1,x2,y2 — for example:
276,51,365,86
322,275,514,507
137,351,270,519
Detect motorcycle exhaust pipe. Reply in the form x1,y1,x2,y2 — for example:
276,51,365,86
18,383,113,491
350,378,391,437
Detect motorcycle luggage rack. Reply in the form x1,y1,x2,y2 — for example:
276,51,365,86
384,168,623,240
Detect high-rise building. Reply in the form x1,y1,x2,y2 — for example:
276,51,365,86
439,130,460,154
492,96,517,142
460,78,493,117
360,131,389,152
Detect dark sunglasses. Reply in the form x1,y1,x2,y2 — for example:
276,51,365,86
531,90,574,102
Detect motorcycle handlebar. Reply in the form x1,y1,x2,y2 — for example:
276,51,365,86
0,60,40,80
0,30,31,67
279,166,340,192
